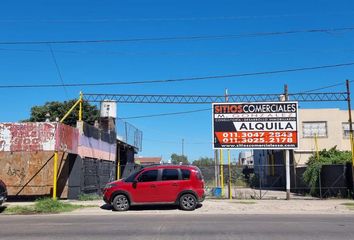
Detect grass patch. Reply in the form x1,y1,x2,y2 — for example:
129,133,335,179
232,201,257,205
4,205,36,214
78,194,101,201
341,202,354,210
3,198,87,215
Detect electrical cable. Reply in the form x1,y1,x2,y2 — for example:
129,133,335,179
296,80,354,93
48,44,68,98
0,26,353,45
1,62,354,89
1,47,354,57
2,12,353,23
143,138,212,145
119,108,211,120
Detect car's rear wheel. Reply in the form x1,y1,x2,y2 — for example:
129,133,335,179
179,193,197,211
112,194,130,211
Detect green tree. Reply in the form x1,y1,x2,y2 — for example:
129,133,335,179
22,99,100,127
303,146,351,196
192,157,214,166
170,153,189,165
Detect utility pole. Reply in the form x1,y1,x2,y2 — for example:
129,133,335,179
182,138,184,156
225,88,233,199
284,84,291,200
346,80,354,199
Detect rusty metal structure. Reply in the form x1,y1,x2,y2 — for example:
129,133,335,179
0,122,118,198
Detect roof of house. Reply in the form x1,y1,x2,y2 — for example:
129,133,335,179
135,157,162,164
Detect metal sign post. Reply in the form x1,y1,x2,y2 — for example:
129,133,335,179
284,85,291,200
220,150,224,197
285,149,290,200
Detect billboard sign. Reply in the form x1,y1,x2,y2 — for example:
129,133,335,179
213,102,298,149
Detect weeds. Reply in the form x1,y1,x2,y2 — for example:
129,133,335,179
341,202,354,210
78,194,101,201
3,198,86,215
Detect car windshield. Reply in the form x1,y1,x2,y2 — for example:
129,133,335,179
124,169,143,182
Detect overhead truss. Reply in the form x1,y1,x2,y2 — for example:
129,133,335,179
83,92,348,103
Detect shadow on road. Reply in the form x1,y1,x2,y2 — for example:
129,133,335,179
100,203,203,212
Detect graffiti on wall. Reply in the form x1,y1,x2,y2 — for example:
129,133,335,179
0,123,56,152
7,166,26,181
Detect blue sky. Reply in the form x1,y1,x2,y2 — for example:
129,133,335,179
1,0,354,162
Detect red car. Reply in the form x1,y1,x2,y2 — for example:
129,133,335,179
103,165,205,211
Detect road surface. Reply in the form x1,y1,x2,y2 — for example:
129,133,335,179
1,214,354,240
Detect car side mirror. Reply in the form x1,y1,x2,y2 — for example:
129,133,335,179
133,180,138,189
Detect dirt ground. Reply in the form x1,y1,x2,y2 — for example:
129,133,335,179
198,199,354,214
66,198,354,215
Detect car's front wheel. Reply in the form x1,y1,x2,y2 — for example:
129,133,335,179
112,194,130,211
179,193,197,211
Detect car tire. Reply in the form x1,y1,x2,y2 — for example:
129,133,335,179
179,193,197,211
112,194,130,211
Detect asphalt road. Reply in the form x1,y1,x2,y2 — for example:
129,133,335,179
0,214,354,240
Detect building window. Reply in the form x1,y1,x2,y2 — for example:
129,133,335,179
342,122,354,138
302,121,327,138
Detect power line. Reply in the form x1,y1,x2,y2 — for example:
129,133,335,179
144,138,211,145
119,108,211,120
1,12,353,23
1,47,354,57
0,26,353,45
298,80,354,93
136,123,210,142
301,82,346,93
48,44,68,98
1,62,354,89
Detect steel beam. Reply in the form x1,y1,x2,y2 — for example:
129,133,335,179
83,92,347,103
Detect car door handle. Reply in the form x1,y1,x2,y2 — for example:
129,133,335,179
150,184,156,188
172,183,179,186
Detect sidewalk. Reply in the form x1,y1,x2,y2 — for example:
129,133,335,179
199,199,354,215
3,198,354,215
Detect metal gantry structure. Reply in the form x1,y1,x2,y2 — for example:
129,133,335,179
83,92,348,103
82,83,354,200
